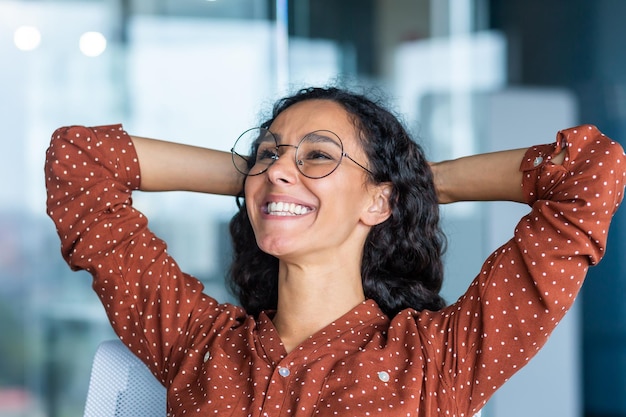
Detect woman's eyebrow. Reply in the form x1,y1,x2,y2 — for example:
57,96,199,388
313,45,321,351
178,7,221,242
253,131,277,146
270,132,283,143
271,131,340,145
305,132,339,144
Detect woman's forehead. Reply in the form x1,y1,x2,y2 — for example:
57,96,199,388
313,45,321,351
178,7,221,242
269,99,357,139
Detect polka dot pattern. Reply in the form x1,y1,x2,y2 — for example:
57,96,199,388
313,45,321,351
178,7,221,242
44,124,625,416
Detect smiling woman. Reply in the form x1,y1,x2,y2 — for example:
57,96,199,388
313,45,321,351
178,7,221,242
45,86,626,416
231,90,445,326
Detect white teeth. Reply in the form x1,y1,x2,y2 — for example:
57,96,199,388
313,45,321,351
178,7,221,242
267,201,311,216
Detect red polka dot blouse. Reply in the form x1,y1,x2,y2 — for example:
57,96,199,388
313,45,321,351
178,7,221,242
45,124,625,416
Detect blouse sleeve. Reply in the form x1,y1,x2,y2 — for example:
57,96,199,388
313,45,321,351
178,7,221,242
44,125,247,386
416,124,626,415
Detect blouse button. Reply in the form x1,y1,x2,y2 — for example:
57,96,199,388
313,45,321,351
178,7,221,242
377,371,390,382
533,156,544,167
203,351,211,363
278,367,290,377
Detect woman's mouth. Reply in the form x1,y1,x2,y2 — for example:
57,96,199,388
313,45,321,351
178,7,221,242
264,201,313,216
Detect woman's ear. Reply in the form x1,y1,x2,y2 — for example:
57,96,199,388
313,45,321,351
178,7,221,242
362,182,393,226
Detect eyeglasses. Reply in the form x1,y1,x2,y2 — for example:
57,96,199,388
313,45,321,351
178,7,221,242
231,127,373,179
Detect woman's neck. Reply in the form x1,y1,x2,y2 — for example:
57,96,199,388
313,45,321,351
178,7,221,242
272,261,365,354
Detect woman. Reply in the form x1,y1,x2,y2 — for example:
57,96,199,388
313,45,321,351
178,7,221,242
45,87,625,416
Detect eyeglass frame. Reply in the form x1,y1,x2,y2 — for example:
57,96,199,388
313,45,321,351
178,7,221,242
230,127,374,179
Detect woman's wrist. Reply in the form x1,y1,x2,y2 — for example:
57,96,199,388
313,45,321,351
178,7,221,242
429,161,454,204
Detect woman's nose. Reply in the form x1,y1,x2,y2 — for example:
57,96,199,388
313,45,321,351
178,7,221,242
266,147,299,184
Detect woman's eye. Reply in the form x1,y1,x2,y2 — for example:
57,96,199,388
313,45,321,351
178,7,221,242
257,148,279,161
306,150,334,161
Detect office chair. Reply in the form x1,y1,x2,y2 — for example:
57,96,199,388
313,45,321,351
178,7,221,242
83,339,166,417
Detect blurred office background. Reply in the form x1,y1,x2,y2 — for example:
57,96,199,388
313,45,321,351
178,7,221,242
0,0,624,416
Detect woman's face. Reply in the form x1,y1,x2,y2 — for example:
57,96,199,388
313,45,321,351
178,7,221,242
244,99,387,263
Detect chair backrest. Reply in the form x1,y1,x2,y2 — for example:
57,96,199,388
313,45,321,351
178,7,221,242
83,339,166,417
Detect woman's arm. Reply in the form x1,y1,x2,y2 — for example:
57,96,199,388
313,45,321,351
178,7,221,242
45,125,249,386
421,125,625,415
431,147,565,204
131,135,243,195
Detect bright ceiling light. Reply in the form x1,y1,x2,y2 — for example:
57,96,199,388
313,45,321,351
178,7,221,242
79,31,107,57
14,25,41,51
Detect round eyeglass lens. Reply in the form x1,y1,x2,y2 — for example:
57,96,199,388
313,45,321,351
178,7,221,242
296,131,344,178
231,127,276,176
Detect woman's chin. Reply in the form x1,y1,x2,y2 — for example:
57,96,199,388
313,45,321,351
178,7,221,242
256,236,298,258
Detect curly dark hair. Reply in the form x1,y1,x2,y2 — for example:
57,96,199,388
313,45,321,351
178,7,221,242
228,87,446,318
